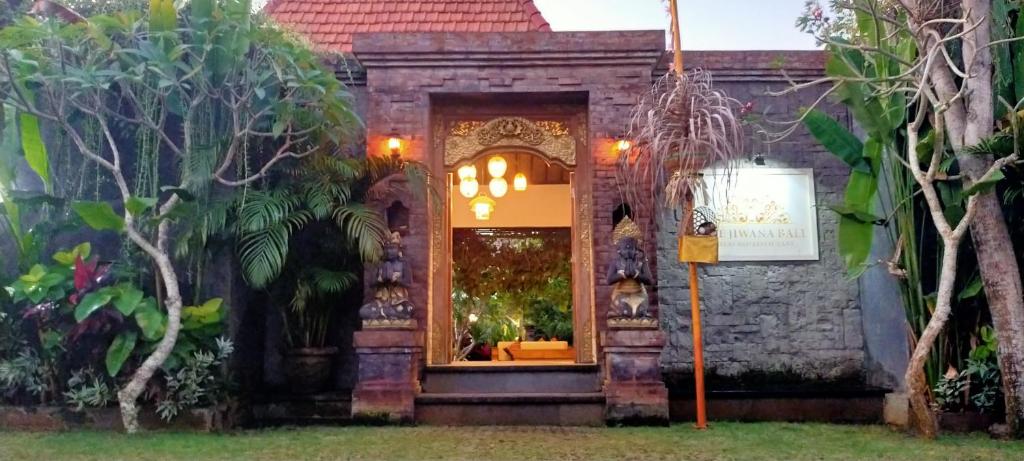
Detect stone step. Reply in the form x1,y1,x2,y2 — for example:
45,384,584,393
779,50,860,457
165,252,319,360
415,392,606,426
420,364,602,394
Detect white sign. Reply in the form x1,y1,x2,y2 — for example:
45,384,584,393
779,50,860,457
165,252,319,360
702,168,820,261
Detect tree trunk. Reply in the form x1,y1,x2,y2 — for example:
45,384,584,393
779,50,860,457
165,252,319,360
957,0,1024,434
961,175,1024,436
117,251,183,434
906,242,961,438
937,0,1024,436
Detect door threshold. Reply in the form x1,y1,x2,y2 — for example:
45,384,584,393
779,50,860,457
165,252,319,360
426,362,598,372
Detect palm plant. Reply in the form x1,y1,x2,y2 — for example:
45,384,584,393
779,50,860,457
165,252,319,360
236,153,425,348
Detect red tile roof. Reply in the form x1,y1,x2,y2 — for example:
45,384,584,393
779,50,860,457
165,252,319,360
264,0,552,53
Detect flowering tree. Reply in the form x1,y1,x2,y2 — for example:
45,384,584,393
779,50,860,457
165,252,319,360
0,0,358,432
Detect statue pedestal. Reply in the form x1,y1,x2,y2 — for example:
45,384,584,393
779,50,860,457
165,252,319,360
351,329,423,423
601,329,669,425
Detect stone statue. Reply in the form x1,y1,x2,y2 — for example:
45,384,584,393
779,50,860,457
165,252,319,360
606,217,654,326
360,232,415,326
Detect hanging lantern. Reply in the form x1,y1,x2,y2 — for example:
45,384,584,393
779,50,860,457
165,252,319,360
457,164,477,181
459,177,479,198
469,195,496,221
489,177,509,198
487,155,507,178
513,173,527,191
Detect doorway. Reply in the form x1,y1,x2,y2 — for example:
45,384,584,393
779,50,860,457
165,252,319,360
449,153,574,364
427,114,595,366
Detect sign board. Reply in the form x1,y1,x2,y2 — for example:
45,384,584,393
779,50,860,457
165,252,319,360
702,168,820,261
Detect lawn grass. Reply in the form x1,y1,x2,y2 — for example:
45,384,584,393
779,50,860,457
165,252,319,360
1,422,1022,461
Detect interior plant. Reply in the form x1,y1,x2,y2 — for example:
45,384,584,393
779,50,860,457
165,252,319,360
0,0,360,432
450,229,573,359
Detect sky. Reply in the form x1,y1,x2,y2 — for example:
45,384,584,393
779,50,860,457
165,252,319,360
533,0,819,50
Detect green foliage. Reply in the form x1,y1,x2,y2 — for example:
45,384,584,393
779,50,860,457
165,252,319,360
933,371,968,412
452,229,574,354
71,201,124,232
932,326,1004,413
2,243,227,405
234,154,425,348
0,349,49,402
63,368,113,411
156,337,233,422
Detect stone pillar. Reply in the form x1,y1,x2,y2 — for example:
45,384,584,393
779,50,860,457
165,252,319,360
601,329,669,425
351,328,423,423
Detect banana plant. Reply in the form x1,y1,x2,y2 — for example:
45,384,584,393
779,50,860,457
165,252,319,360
802,7,942,385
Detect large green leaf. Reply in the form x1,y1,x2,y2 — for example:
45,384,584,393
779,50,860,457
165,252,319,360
843,170,878,210
149,0,177,34
1013,3,1024,102
72,201,124,232
828,204,883,224
18,112,50,192
126,196,157,217
963,170,1006,196
52,242,91,266
112,285,145,316
75,290,114,322
105,330,138,377
0,104,18,188
838,216,873,277
992,0,1015,120
803,109,870,173
134,299,166,341
183,297,224,330
958,275,984,301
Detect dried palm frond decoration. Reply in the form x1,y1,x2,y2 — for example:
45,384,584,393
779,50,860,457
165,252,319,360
619,70,745,212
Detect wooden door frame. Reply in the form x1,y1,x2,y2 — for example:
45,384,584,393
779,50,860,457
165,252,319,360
427,114,595,365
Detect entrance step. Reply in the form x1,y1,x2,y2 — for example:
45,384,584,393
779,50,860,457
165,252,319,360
415,392,605,426
416,364,604,425
421,364,601,394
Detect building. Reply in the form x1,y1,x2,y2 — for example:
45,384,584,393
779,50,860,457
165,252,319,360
245,0,908,425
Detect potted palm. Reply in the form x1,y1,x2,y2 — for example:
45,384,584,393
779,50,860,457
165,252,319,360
236,155,423,393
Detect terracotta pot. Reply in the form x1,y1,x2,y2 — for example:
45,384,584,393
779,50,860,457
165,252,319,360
284,347,338,394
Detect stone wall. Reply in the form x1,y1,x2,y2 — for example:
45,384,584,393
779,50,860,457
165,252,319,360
656,52,874,384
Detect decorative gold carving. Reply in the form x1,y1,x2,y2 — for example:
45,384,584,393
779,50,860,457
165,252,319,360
363,319,418,330
577,193,595,363
444,117,576,167
535,120,570,137
477,118,545,146
449,121,485,137
428,174,447,364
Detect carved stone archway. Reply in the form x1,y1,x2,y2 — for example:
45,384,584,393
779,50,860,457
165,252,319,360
428,116,595,365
